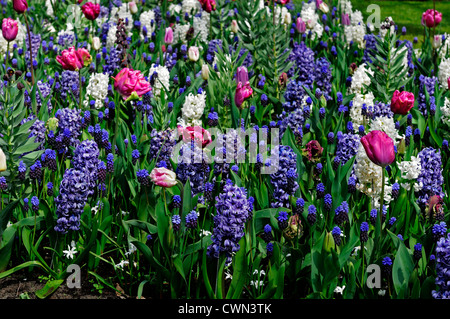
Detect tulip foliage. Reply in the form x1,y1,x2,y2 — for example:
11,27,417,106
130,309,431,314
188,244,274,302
0,0,450,301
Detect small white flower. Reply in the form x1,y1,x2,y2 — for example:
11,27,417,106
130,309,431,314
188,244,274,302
63,244,77,260
378,289,386,296
334,285,346,294
91,206,99,215
115,260,129,269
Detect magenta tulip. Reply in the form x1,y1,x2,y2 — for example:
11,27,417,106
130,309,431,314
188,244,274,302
448,76,450,90
113,68,152,100
360,130,396,167
81,2,101,21
12,0,28,14
56,47,84,71
149,167,177,188
234,81,253,108
2,18,18,42
341,13,350,26
390,90,415,115
198,0,216,13
422,9,442,28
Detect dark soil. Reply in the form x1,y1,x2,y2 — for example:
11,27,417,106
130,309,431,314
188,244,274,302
0,268,122,299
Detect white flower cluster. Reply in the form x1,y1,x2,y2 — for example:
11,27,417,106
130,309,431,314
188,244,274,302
348,63,374,94
439,33,450,60
441,97,450,126
178,91,207,127
397,156,422,191
182,0,201,15
193,12,210,43
343,10,366,49
139,10,156,39
338,0,352,15
379,17,395,38
438,57,450,88
110,3,134,32
84,73,109,109
149,63,170,98
173,24,190,44
369,116,404,146
168,3,182,15
350,91,375,130
271,5,291,26
301,2,323,41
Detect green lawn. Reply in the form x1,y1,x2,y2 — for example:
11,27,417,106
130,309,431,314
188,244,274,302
292,0,450,45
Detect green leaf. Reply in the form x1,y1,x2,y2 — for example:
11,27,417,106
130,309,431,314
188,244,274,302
35,279,64,299
392,240,415,296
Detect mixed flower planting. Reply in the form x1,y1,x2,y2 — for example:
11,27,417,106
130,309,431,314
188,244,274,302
0,0,450,299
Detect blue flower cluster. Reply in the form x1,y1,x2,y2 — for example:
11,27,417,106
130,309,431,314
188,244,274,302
72,139,100,196
416,147,445,208
54,168,91,233
336,132,359,166
270,145,299,208
433,233,450,299
207,180,253,264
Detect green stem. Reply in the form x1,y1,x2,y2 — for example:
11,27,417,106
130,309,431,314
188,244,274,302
23,12,35,87
378,167,385,248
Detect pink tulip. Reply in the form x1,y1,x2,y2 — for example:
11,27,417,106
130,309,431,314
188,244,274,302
198,0,216,13
13,0,28,14
56,47,84,71
422,9,442,28
164,27,173,45
113,68,152,100
178,126,212,148
149,167,177,188
360,130,396,167
341,13,350,26
277,0,289,4
448,76,450,90
234,81,253,108
2,18,18,42
390,90,415,115
81,2,101,21
295,17,306,33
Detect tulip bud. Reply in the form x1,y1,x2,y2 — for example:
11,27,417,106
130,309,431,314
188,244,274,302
390,90,414,115
397,138,406,155
296,17,306,34
433,35,442,49
46,117,59,132
188,46,199,62
283,12,291,25
323,231,336,253
360,130,396,167
231,20,238,33
201,64,209,80
129,1,138,14
92,36,101,51
164,27,174,45
13,0,28,14
0,147,6,172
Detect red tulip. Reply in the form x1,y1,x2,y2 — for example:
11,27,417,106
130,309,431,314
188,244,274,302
12,0,28,14
390,90,415,115
2,18,18,42
198,0,216,13
113,68,152,100
422,9,442,28
177,126,212,148
360,130,396,167
81,2,101,21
